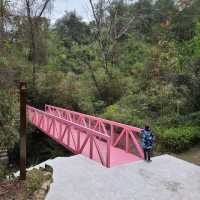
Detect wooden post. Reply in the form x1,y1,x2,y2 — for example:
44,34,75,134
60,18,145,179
19,82,27,180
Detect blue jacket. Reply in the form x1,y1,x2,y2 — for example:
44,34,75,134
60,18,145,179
140,129,155,149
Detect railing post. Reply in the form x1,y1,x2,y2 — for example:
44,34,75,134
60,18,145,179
125,130,129,153
111,125,114,145
19,82,27,180
77,131,80,153
45,104,48,112
53,119,56,136
67,128,70,146
90,135,93,159
106,139,111,168
89,118,91,129
130,132,144,159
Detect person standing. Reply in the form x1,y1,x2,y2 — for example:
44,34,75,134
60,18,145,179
140,125,155,162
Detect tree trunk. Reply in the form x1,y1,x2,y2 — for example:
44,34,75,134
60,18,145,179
28,17,37,87
0,0,5,50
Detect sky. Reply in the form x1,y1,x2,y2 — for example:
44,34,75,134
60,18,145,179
52,0,93,23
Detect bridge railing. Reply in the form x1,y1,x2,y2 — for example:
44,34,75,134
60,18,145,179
27,105,111,167
45,105,144,159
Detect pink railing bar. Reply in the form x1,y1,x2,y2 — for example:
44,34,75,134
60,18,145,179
27,105,111,167
29,106,110,140
45,105,141,132
45,105,144,159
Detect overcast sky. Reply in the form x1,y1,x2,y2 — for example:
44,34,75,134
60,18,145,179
52,0,93,23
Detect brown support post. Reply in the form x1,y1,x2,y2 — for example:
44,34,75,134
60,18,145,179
19,82,27,180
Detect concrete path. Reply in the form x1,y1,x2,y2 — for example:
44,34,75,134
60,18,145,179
41,155,200,200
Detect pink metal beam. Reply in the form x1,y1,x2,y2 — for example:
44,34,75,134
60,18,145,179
45,105,141,133
45,105,144,158
27,105,111,167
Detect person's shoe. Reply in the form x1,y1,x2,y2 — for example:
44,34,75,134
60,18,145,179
147,159,152,162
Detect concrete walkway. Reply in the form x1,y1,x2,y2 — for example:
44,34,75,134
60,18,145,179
41,155,200,200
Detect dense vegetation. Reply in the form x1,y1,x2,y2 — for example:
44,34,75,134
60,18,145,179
1,0,200,167
0,166,53,199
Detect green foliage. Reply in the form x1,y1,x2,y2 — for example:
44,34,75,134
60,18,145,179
55,11,91,45
102,101,145,127
156,126,200,153
0,56,8,66
1,0,200,165
119,34,149,73
0,164,7,181
0,89,19,149
155,111,200,128
25,168,50,193
25,128,72,166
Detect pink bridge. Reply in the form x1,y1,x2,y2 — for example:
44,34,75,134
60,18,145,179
27,105,144,167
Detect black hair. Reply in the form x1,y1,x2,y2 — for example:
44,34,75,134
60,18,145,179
145,125,150,131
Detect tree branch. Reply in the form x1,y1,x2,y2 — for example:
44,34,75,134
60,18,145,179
115,16,135,40
38,0,51,17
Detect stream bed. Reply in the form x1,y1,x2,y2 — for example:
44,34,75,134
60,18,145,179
172,144,200,166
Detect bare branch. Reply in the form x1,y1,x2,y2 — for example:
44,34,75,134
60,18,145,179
89,0,99,26
115,16,135,40
38,0,51,17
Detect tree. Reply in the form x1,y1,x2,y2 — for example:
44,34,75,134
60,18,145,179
172,0,200,41
88,0,136,79
0,0,10,52
55,11,91,46
129,0,154,37
23,0,53,86
0,86,19,149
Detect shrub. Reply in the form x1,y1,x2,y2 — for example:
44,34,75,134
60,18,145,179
156,126,200,153
26,168,45,193
101,104,144,127
0,164,7,181
155,112,200,128
0,89,19,149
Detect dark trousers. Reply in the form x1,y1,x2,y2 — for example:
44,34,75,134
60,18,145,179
143,148,151,161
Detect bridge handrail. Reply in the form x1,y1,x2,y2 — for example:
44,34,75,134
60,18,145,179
44,105,144,159
27,105,111,141
45,104,142,133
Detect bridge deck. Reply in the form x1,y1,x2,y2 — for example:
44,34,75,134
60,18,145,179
68,128,141,167
105,147,140,167
43,126,141,167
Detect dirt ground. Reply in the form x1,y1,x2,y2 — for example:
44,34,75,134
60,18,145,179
172,144,200,166
0,167,53,200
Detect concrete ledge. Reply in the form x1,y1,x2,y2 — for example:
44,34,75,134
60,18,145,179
43,154,200,200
